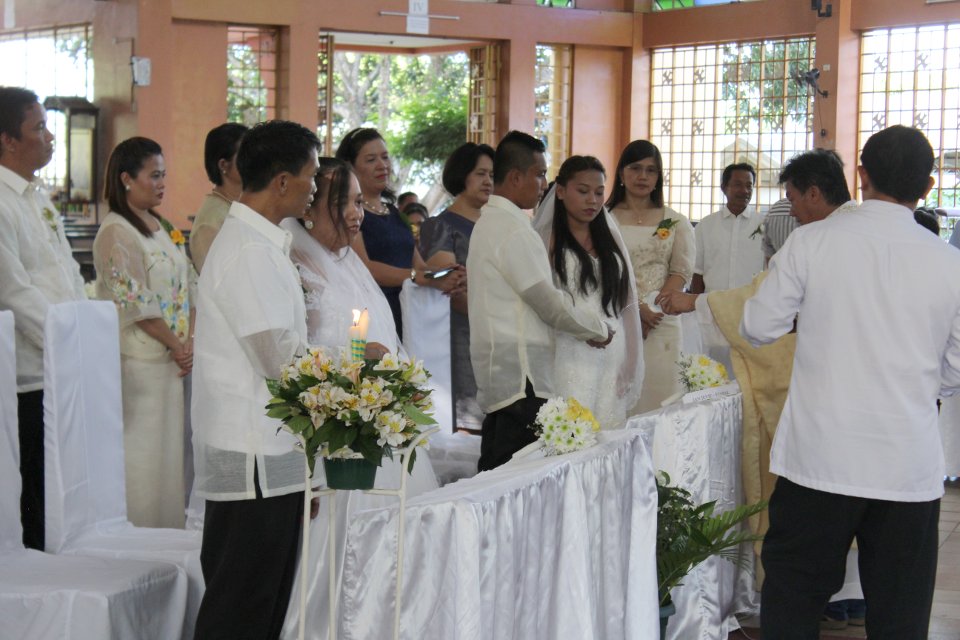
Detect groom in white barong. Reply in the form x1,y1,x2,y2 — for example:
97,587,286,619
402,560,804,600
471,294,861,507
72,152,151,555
468,131,613,472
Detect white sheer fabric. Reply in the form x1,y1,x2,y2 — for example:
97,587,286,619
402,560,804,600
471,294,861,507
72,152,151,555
532,189,644,429
626,394,758,640
401,279,453,433
282,218,399,353
339,429,659,640
0,310,189,640
42,301,203,638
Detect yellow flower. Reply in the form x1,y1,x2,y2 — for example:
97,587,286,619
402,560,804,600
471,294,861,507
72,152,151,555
656,228,671,240
170,229,185,245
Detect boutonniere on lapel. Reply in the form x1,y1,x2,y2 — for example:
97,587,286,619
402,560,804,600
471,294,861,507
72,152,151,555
158,217,186,247
653,217,679,240
749,222,763,239
41,207,59,232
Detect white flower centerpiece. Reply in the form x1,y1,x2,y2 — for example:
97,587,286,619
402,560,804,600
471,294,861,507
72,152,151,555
265,347,436,488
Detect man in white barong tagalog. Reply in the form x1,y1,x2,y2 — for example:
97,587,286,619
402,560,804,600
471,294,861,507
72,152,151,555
467,130,612,472
0,86,86,551
741,125,960,639
190,120,321,640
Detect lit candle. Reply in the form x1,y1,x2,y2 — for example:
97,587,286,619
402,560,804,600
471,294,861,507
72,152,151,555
349,308,369,361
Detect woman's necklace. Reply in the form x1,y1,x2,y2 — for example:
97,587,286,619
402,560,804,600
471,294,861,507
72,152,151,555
210,188,232,204
362,197,388,215
635,206,663,227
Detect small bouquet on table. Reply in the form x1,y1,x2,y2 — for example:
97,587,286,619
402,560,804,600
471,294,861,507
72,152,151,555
661,353,738,407
512,396,601,460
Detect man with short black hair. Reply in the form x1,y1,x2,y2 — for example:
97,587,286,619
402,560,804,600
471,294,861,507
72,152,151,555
0,86,86,551
691,162,765,293
468,131,611,471
743,125,960,639
191,119,320,639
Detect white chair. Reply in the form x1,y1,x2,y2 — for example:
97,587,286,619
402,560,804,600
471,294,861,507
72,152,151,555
42,301,204,638
0,309,189,640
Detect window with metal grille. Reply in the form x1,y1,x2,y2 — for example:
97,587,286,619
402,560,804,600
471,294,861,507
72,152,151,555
468,45,500,148
535,44,573,181
536,0,575,7
859,23,960,238
650,37,816,222
227,25,279,126
0,24,93,200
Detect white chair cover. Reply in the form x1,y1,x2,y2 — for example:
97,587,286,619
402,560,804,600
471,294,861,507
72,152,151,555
0,309,189,640
400,280,453,434
42,300,203,637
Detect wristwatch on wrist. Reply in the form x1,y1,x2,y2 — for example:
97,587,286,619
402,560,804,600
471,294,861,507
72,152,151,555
410,268,417,283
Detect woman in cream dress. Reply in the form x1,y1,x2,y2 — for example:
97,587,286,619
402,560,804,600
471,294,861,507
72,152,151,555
279,158,438,639
93,137,195,528
608,140,695,413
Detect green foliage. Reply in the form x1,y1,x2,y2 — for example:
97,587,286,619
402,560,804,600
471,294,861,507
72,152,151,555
227,44,267,126
656,472,767,607
720,39,815,133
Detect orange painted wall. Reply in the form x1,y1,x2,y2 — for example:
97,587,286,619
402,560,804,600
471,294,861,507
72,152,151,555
571,46,624,180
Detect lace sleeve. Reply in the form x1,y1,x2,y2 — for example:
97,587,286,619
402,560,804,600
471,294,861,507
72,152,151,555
93,222,162,327
668,212,696,284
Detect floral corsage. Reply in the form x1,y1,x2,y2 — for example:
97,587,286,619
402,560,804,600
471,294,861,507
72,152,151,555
653,217,679,240
677,353,729,392
159,217,186,246
42,207,59,232
749,223,763,239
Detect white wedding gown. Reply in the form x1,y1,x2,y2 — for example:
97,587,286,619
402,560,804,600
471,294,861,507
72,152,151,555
552,250,633,430
279,219,439,639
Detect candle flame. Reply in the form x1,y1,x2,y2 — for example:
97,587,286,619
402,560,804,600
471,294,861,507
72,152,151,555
352,309,361,325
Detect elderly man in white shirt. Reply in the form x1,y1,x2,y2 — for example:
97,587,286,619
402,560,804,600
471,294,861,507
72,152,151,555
690,163,766,294
191,120,320,640
742,126,960,639
468,131,611,471
0,87,85,551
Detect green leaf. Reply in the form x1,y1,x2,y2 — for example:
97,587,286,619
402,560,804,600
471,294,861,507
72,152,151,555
286,414,312,435
403,404,436,426
266,405,293,420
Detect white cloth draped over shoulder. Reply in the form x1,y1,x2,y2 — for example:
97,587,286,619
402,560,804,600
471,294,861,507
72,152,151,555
282,218,400,354
532,188,643,428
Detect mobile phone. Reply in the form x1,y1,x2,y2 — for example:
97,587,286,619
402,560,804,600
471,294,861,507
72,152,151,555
424,267,456,280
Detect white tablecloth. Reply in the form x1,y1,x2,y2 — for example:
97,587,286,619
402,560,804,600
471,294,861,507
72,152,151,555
339,429,659,640
626,393,758,640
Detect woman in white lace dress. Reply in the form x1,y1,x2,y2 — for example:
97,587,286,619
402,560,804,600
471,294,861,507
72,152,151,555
279,159,438,639
533,156,643,429
608,140,695,413
93,137,195,528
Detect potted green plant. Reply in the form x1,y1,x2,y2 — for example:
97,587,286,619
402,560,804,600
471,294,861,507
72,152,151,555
656,472,767,639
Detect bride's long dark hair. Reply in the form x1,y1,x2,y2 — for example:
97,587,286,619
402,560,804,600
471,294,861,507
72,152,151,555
552,156,630,318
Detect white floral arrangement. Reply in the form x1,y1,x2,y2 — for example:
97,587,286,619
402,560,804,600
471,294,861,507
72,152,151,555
677,353,730,392
533,397,600,456
265,347,435,476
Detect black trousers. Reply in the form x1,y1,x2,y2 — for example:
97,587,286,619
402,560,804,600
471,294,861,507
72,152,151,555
18,390,44,551
193,489,303,640
477,380,543,472
761,477,939,640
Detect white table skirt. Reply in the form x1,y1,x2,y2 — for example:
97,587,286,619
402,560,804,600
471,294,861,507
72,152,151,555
339,429,660,640
626,392,758,640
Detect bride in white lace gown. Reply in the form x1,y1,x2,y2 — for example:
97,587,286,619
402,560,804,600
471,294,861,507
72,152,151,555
279,159,438,639
533,156,643,429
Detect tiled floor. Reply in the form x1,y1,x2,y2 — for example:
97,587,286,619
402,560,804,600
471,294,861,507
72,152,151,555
729,481,960,639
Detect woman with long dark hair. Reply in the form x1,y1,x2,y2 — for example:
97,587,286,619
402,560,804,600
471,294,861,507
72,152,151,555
608,140,694,412
92,136,194,528
335,128,463,337
533,155,643,429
